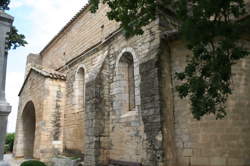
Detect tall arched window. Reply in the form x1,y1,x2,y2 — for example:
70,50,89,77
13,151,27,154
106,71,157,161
117,52,135,112
73,67,85,154
110,48,143,162
75,67,85,111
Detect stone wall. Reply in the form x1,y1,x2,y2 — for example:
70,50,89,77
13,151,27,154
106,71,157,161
14,71,66,162
0,11,13,161
54,16,163,165
97,20,162,166
14,0,250,165
44,78,66,159
14,72,45,159
61,48,108,160
31,3,163,164
40,4,119,70
160,39,250,166
14,1,250,165
109,48,145,163
63,65,86,156
24,54,41,77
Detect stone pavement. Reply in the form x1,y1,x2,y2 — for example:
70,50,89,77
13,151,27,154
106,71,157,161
3,154,24,166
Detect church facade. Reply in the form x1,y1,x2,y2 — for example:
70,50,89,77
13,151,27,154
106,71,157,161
13,3,250,166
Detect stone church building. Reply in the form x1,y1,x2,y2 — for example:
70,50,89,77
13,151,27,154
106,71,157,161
13,3,250,166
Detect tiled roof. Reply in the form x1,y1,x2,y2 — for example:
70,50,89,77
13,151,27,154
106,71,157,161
31,67,66,80
18,67,66,96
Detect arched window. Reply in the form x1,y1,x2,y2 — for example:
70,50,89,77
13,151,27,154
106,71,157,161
117,52,135,112
75,67,85,111
72,67,85,154
110,48,143,162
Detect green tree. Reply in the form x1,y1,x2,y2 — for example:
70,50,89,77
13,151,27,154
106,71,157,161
5,133,15,153
0,0,10,10
0,0,27,50
7,26,27,50
89,0,250,120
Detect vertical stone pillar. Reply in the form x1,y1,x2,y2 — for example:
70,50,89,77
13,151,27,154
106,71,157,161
0,10,13,161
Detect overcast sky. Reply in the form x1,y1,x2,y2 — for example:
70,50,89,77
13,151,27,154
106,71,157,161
6,0,88,132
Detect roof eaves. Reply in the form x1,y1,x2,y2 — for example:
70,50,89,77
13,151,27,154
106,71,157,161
18,67,66,96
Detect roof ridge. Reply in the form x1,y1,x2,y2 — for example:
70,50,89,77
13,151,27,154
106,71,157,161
31,66,65,76
18,66,66,96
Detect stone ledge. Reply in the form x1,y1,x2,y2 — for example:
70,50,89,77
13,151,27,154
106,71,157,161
0,10,14,24
0,102,11,115
0,161,10,166
120,110,138,118
52,156,83,166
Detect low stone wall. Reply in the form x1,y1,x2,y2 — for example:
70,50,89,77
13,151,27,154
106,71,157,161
52,156,83,166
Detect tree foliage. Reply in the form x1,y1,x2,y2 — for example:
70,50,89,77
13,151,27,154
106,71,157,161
89,0,157,37
5,133,15,153
0,0,10,10
89,0,249,120
0,0,27,50
175,0,249,120
7,26,27,50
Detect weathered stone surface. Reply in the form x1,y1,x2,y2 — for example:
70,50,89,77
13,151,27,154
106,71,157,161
52,157,83,166
0,115,8,160
13,69,66,162
0,10,13,162
13,2,250,166
160,40,250,166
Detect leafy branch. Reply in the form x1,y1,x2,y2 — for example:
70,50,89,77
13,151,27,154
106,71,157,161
0,0,10,10
89,0,157,37
175,0,249,120
89,0,249,120
1,0,27,50
7,26,27,50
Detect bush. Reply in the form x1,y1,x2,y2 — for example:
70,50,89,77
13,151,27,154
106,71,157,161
5,133,15,153
20,160,47,166
4,144,9,154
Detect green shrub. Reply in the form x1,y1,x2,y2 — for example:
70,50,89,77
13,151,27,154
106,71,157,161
4,144,9,154
5,133,15,152
20,160,47,166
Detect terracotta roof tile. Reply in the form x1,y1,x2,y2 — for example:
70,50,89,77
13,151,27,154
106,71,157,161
18,67,66,96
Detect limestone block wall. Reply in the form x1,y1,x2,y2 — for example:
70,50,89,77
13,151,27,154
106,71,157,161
62,48,108,158
24,53,41,77
63,65,86,156
41,79,66,159
109,48,145,163
40,4,119,70
102,20,162,166
14,72,46,159
54,17,163,165
61,48,111,165
161,40,250,166
14,72,66,162
35,2,164,163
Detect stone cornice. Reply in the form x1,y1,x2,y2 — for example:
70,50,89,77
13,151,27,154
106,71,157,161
0,10,14,24
0,102,11,115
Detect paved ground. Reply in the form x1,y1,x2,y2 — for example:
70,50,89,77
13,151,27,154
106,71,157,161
3,154,24,166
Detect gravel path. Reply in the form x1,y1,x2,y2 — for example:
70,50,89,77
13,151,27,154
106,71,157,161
3,154,24,166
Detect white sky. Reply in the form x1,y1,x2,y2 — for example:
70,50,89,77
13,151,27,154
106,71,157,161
6,0,88,132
